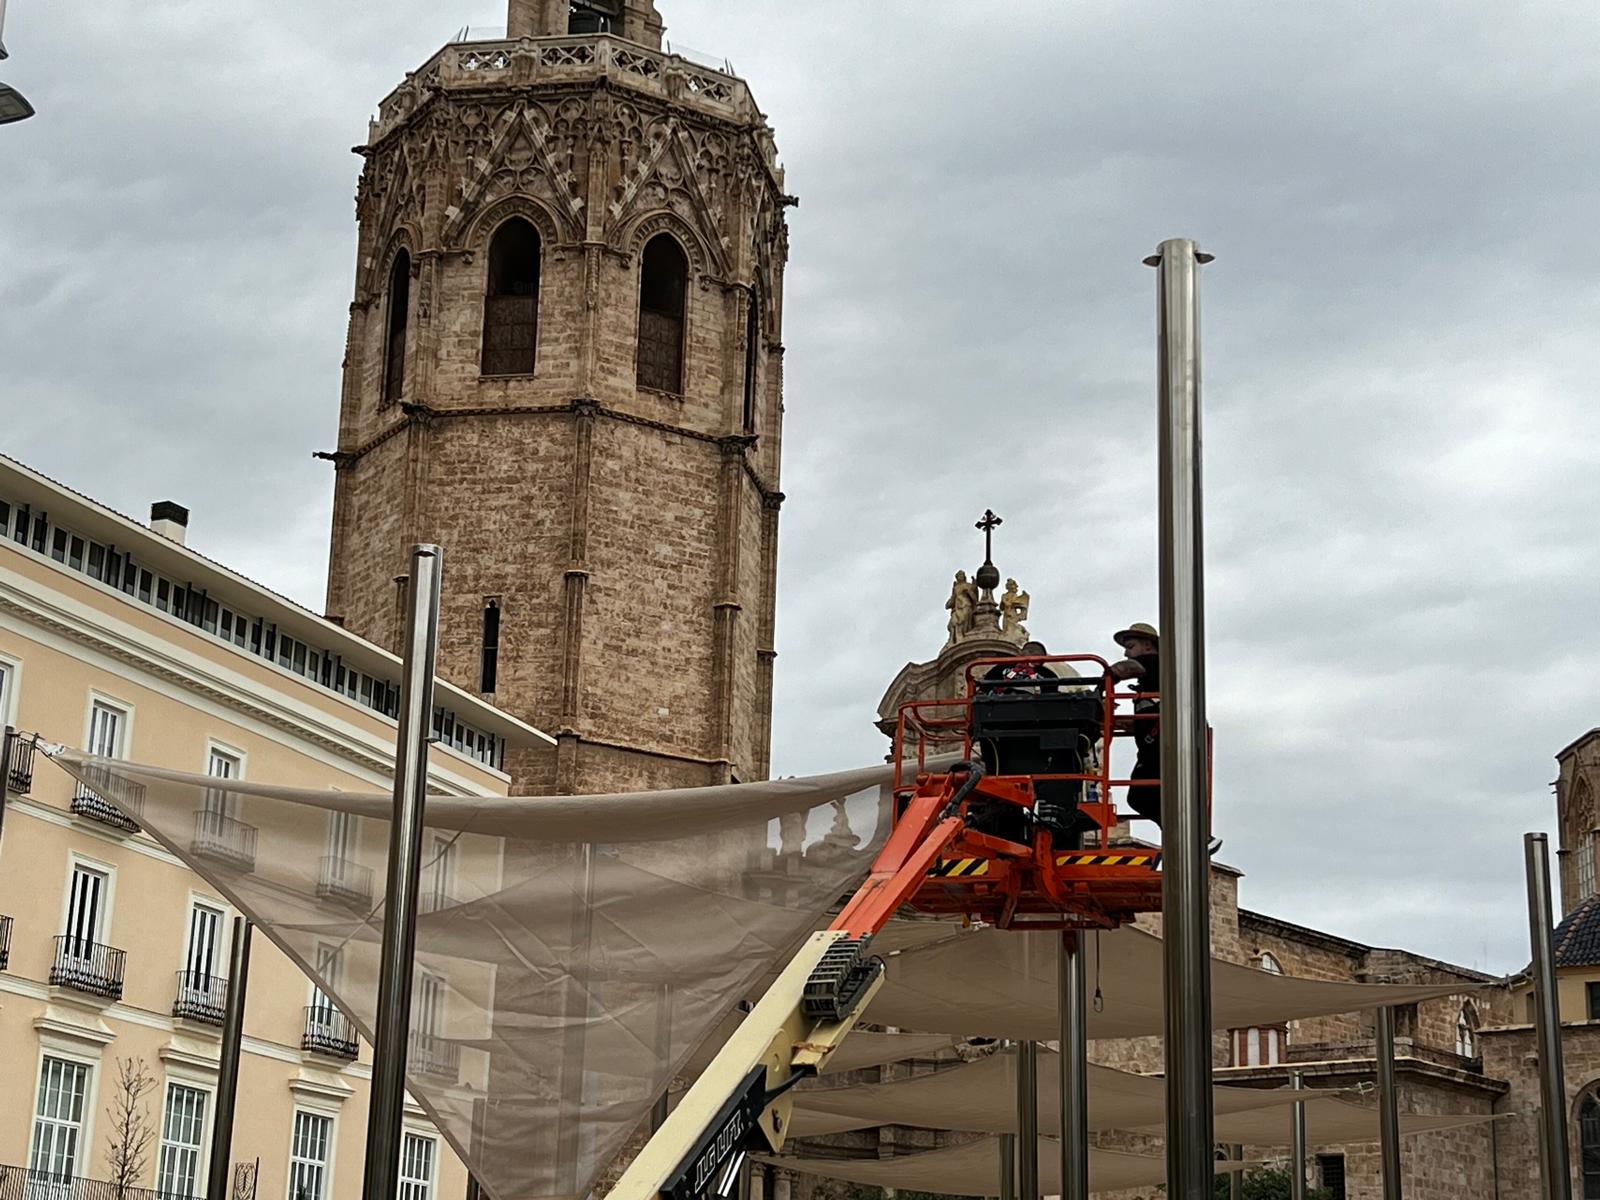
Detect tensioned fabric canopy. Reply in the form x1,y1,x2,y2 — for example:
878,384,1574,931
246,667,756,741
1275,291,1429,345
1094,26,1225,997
48,750,901,1200
789,1046,1501,1148
869,922,1475,1040
760,1139,1253,1195
47,750,1485,1200
788,1048,1327,1138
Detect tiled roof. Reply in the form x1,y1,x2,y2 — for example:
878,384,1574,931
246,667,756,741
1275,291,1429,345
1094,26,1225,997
1553,895,1600,968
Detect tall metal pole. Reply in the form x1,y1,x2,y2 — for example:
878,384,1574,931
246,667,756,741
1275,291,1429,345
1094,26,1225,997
207,918,252,1200
998,1133,1016,1200
1376,1005,1402,1200
361,545,443,1200
1148,237,1216,1199
1016,1041,1039,1200
1229,1146,1243,1200
1527,832,1573,1200
1059,933,1089,1200
1289,1070,1307,1200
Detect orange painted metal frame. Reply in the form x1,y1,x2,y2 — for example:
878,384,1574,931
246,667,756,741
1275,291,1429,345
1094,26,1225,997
830,653,1211,932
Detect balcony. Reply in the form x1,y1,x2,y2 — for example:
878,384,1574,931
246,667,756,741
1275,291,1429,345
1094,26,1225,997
372,34,761,144
49,935,126,1001
70,784,138,833
4,727,36,795
0,1163,164,1200
302,1003,360,1059
316,856,374,907
190,810,257,873
408,1030,460,1080
0,915,11,971
171,968,229,1025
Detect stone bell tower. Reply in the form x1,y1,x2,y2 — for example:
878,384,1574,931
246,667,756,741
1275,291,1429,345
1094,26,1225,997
322,0,792,793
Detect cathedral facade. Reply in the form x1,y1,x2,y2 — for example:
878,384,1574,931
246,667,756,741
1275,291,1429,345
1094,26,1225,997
323,0,790,794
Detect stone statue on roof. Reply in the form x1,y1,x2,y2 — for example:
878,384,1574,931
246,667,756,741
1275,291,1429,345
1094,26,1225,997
945,570,978,646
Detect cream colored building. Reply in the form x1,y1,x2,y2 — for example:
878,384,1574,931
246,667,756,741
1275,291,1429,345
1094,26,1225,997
0,452,549,1200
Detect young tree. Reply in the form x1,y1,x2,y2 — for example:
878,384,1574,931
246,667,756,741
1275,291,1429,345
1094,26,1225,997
104,1056,157,1197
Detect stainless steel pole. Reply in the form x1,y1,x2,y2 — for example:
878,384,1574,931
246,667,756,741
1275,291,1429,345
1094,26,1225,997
1376,1005,1402,1200
999,1132,1016,1200
1148,237,1216,1200
1016,1041,1039,1200
1289,1070,1307,1200
206,918,252,1200
1059,933,1089,1200
1229,1145,1244,1200
361,544,443,1200
1527,832,1573,1200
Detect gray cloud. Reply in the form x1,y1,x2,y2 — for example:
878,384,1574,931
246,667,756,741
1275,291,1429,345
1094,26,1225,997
4,0,1597,973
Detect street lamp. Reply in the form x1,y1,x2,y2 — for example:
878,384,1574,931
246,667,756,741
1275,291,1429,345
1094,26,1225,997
0,0,36,125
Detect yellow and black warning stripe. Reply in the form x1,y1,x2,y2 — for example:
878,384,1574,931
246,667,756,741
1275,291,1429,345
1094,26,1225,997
929,858,990,878
1054,851,1161,868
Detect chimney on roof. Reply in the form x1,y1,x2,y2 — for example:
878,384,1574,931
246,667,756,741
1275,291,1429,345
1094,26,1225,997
150,501,189,545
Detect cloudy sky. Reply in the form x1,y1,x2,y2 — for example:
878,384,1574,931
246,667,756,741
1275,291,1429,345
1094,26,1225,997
4,1,1597,972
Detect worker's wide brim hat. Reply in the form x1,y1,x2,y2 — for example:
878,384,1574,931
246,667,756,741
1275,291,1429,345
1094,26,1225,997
1114,622,1160,647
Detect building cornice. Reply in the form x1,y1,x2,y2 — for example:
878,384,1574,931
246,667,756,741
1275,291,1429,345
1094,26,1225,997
0,569,496,795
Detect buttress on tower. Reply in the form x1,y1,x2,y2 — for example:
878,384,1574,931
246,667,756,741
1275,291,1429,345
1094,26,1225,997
323,0,791,794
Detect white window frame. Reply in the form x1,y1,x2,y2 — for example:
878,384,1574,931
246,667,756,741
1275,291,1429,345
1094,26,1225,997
1581,834,1598,901
0,650,21,728
287,1108,337,1200
60,853,116,952
427,835,457,911
308,941,345,1016
82,691,133,760
182,893,229,981
28,1052,96,1181
203,742,244,821
398,1130,436,1200
156,1078,213,1199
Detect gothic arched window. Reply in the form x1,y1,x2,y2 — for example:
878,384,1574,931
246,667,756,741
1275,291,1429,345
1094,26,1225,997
1455,1000,1479,1058
636,233,688,394
1577,780,1598,900
1580,1090,1600,1198
382,250,411,406
481,218,541,377
742,285,761,432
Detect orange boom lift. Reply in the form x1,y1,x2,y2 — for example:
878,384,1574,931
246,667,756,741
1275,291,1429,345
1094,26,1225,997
612,650,1210,1200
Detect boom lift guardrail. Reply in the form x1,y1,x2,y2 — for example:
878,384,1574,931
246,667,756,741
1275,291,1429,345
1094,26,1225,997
609,654,1208,1200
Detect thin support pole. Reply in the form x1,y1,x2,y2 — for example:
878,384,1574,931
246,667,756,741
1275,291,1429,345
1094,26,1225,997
361,544,444,1200
1229,1145,1244,1200
1527,832,1573,1200
1016,1041,1039,1200
1149,236,1216,1199
206,918,252,1200
1059,933,1089,1200
1376,1005,1402,1200
1289,1069,1307,1200
999,1133,1016,1200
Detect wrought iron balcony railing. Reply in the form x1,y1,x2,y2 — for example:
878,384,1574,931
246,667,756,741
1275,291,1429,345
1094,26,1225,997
49,935,126,1000
190,810,258,872
171,968,228,1025
70,784,138,832
316,856,373,906
0,1162,166,1200
3,727,36,795
408,1030,460,1080
0,915,11,972
302,1003,360,1059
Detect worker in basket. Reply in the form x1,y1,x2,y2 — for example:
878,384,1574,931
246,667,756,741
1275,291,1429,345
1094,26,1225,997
1111,620,1221,854
975,640,1096,844
1110,622,1162,825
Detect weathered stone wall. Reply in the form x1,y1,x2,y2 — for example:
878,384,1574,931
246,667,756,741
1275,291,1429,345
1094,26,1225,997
1481,1021,1600,1200
1557,731,1600,915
